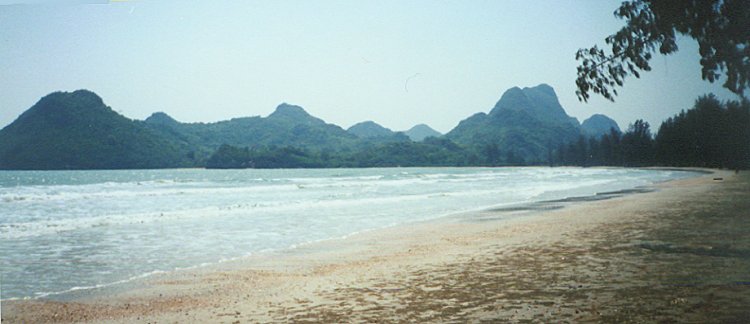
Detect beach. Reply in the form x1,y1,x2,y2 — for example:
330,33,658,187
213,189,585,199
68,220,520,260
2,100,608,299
3,168,749,323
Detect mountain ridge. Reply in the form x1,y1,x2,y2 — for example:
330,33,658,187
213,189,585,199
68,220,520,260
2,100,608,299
347,121,394,138
1,85,621,169
446,84,583,163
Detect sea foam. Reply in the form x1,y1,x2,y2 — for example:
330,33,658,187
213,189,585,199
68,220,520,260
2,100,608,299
0,167,697,300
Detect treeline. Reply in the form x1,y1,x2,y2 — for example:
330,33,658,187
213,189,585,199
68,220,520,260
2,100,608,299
208,95,750,170
207,134,557,169
555,95,750,169
206,137,472,169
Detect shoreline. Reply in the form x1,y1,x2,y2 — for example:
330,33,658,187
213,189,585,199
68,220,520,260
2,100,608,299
0,167,698,303
4,168,749,322
0,167,695,302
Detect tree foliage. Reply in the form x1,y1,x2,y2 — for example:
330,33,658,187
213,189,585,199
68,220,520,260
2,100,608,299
205,137,472,169
576,0,750,102
621,119,655,166
656,95,750,169
0,90,195,170
557,95,750,169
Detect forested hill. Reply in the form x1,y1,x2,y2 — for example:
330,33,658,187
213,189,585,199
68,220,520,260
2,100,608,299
347,121,395,138
0,90,194,170
143,103,360,154
446,84,583,164
581,114,621,138
3,87,743,170
404,124,442,141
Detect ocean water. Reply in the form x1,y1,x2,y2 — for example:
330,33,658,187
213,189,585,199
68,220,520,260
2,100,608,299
0,167,697,300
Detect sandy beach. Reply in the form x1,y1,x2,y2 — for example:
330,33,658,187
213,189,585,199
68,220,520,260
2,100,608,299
3,168,749,323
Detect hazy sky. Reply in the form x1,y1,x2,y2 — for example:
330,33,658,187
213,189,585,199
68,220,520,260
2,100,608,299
0,0,739,133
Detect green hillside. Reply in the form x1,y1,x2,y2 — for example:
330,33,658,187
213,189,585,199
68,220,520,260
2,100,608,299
1,86,628,169
0,90,193,170
446,84,581,164
144,103,361,153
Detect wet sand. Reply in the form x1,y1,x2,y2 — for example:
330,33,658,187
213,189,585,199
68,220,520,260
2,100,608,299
3,169,749,323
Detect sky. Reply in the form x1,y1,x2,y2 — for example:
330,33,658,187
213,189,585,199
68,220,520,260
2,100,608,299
0,0,740,133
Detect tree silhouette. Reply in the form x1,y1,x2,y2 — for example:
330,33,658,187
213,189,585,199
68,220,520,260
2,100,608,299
655,95,750,169
621,119,655,166
559,95,749,170
575,0,750,102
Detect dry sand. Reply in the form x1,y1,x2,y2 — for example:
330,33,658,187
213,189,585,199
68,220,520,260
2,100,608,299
3,169,749,323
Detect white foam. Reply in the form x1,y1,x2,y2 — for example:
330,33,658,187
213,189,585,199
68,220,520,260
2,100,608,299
0,167,701,300
22,269,170,300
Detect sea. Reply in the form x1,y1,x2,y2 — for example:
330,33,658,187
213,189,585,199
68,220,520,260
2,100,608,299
0,167,698,300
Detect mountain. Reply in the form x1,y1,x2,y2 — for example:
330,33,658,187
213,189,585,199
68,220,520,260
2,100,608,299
489,84,579,126
144,103,359,152
266,103,327,127
0,90,192,170
0,91,363,170
581,114,621,138
347,121,394,138
144,111,179,126
404,124,442,141
1,87,625,170
446,84,582,164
